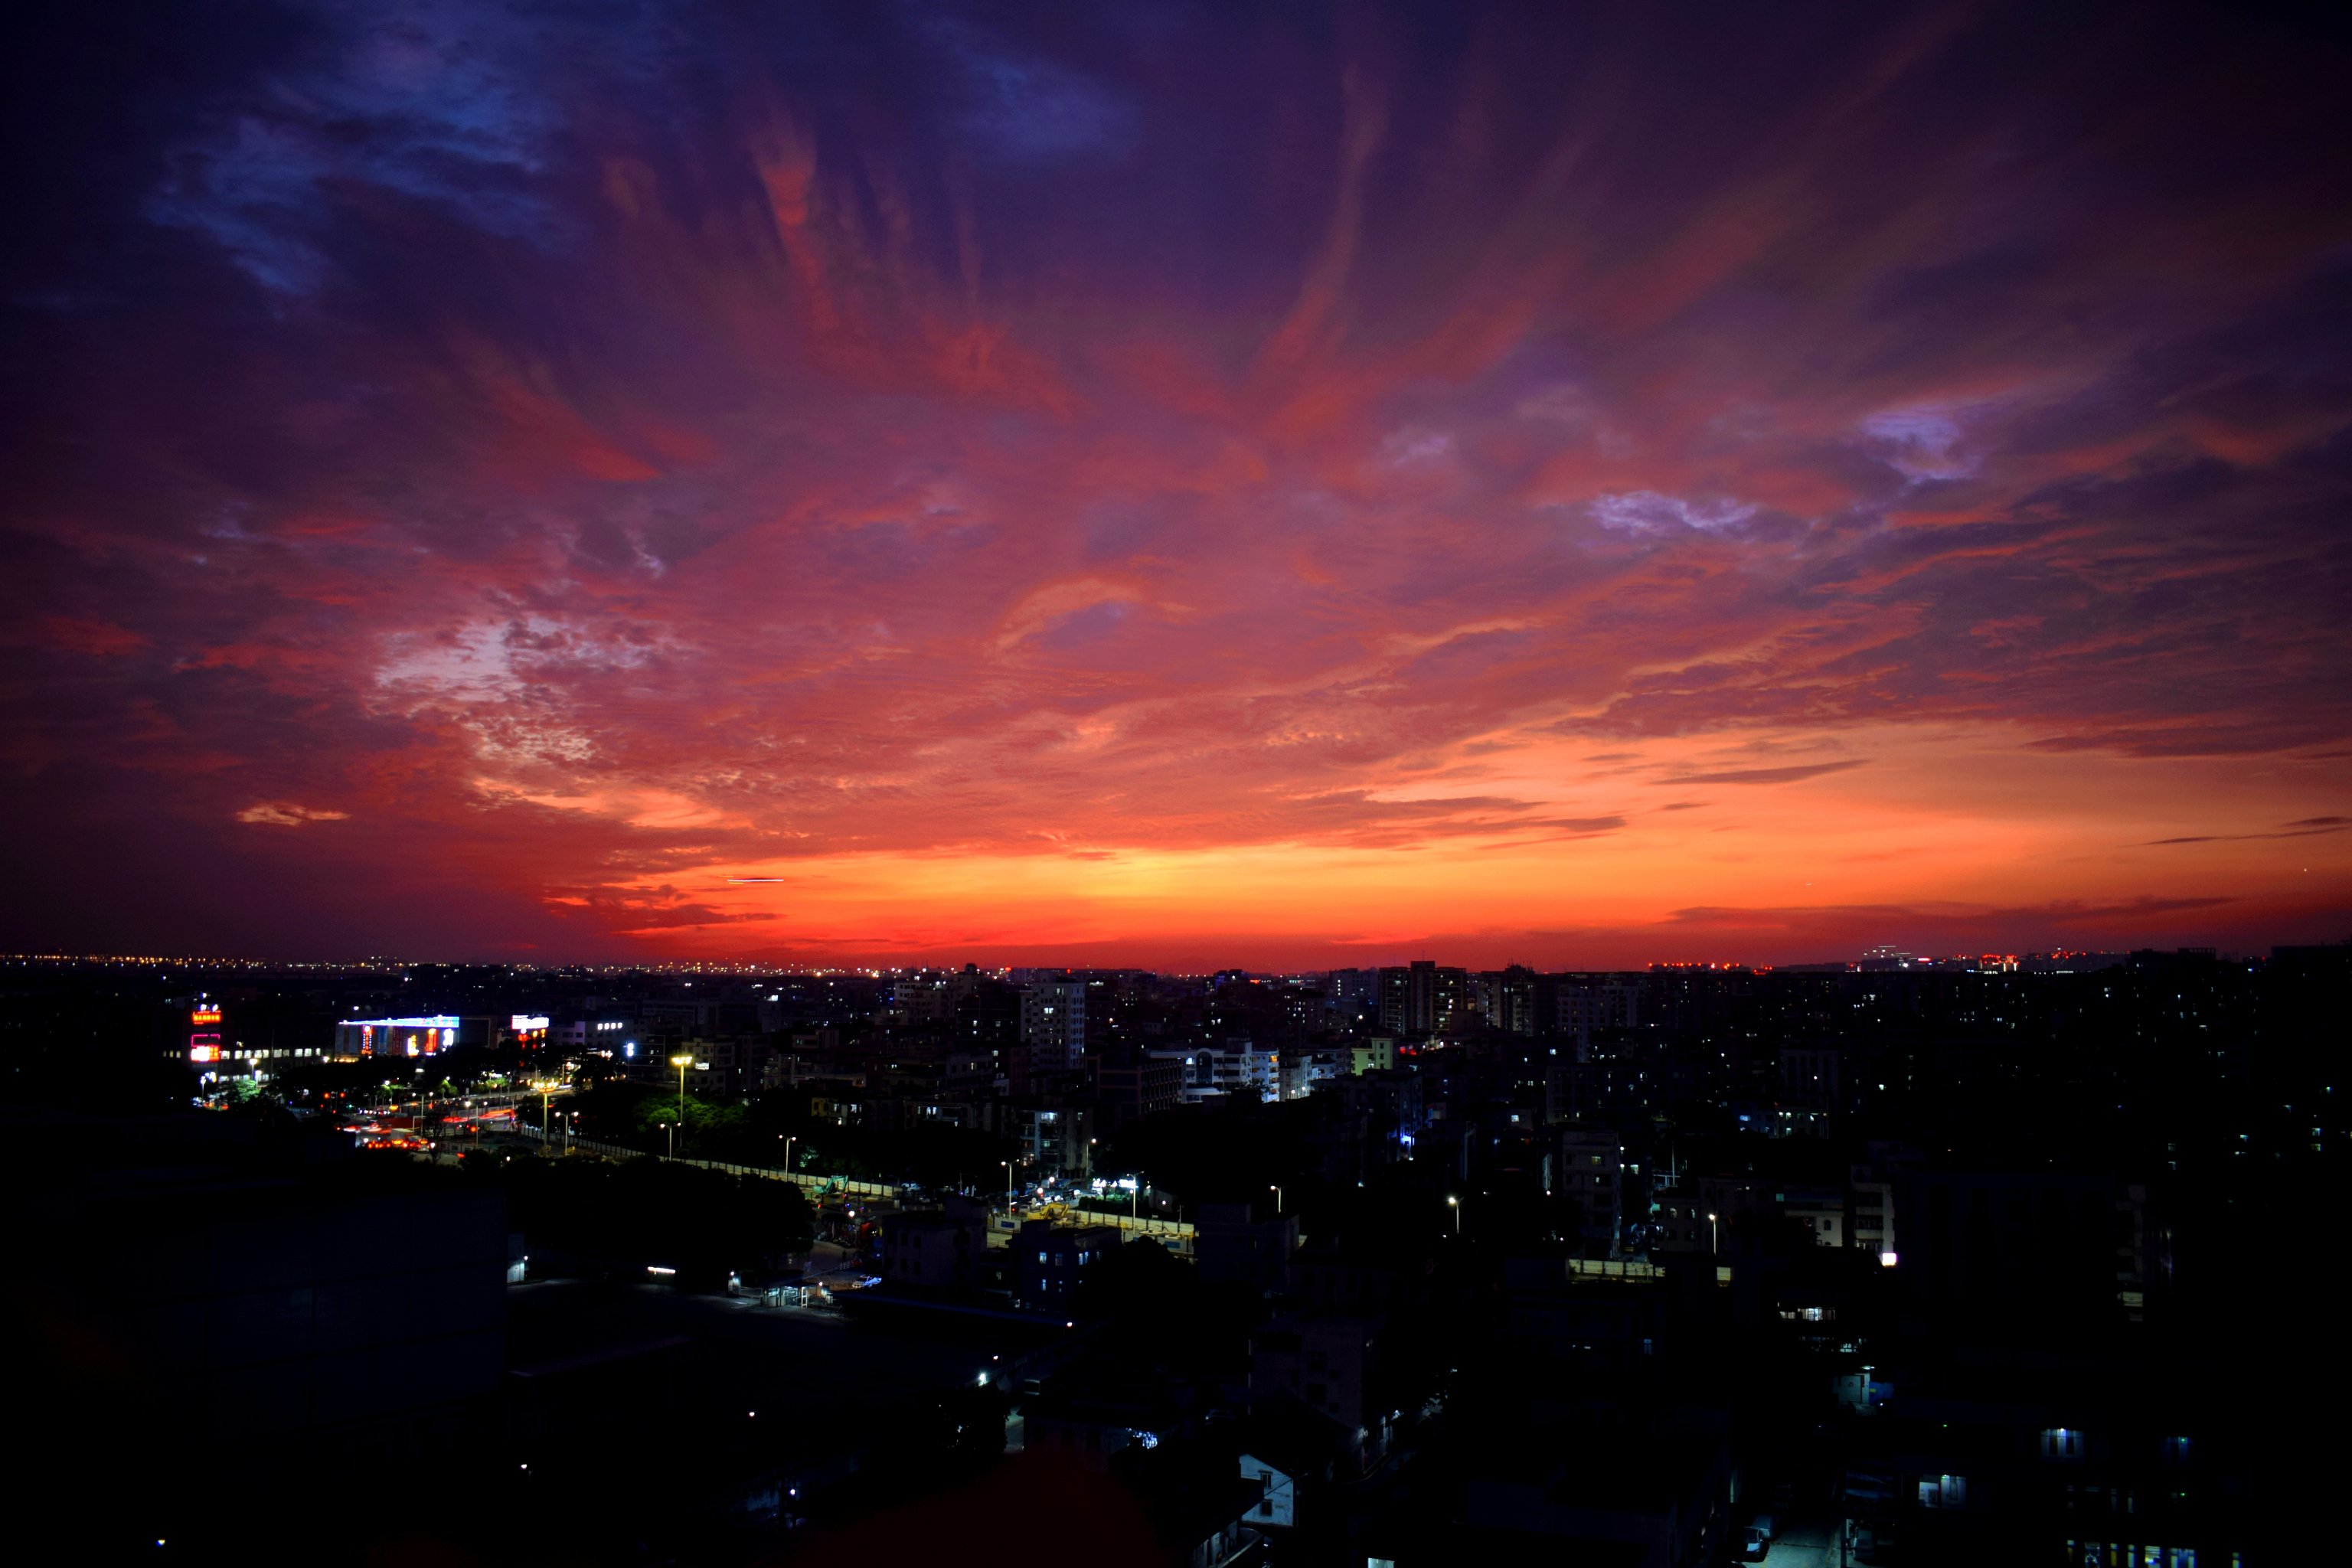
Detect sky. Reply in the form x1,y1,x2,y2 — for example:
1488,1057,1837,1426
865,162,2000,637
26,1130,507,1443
4,0,2350,969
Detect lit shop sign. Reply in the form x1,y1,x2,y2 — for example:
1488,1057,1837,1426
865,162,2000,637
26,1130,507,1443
189,1044,220,1063
510,1014,550,1034
345,1015,462,1057
190,1008,223,1025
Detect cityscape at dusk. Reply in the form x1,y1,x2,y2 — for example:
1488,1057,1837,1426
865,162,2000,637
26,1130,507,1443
2,2,2344,1565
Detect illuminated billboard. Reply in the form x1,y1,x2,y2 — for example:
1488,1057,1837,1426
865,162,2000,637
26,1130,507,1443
335,1015,462,1058
190,1001,224,1064
511,1014,550,1034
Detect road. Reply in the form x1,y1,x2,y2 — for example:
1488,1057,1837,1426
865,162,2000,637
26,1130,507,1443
1760,1517,1840,1567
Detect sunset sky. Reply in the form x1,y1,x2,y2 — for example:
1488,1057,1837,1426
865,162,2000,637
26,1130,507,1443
5,0,2349,967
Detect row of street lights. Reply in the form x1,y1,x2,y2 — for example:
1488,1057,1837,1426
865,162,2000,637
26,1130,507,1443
529,1054,704,1161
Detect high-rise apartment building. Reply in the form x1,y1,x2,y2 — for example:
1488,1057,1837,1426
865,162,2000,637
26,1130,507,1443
1021,978,1087,1076
1557,978,1640,1045
1379,961,1469,1036
1326,968,1380,1026
954,979,1021,1085
1482,965,1541,1035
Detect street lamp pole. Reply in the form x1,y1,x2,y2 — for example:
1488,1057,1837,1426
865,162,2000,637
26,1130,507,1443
671,1055,693,1157
1271,1184,1283,1216
1004,1159,1014,1206
1448,1194,1460,1236
1707,1212,1719,1255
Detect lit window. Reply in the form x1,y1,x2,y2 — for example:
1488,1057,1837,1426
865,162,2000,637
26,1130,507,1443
2041,1428,2085,1462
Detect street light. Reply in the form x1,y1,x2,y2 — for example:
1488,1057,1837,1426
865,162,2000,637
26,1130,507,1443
1448,1195,1460,1236
415,1069,436,1152
1707,1211,1719,1255
1004,1159,1015,1206
670,1054,693,1156
1270,1184,1283,1216
663,1120,675,1159
782,1134,797,1178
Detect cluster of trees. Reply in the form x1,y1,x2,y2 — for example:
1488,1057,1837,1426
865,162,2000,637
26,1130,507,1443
1099,1094,1343,1209
564,1078,1016,1192
468,1152,815,1287
262,1050,480,1108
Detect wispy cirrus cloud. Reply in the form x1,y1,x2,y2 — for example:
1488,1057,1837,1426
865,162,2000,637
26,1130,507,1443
235,802,349,826
1664,761,1870,786
2147,817,2350,845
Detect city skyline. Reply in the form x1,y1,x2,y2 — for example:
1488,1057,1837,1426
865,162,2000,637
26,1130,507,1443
5,2,2349,967
0,944,2262,976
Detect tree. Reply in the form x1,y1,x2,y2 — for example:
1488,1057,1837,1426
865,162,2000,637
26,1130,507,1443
498,1156,815,1284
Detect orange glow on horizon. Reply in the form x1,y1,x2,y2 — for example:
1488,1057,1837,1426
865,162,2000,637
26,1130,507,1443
593,724,2350,966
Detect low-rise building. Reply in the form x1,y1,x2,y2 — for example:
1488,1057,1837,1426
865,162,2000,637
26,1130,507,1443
1287,1239,1431,1321
1022,1360,1192,1471
1015,1104,1093,1182
1151,1040,1280,1103
1250,1312,1385,1462
1195,1202,1298,1292
875,1201,987,1292
1851,1173,1896,1262
1558,1128,1626,1256
1094,1051,1183,1131
1785,1185,1846,1248
1013,1217,1122,1313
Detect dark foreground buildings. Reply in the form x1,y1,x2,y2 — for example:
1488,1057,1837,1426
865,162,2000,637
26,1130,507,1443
6,1109,508,1556
2,942,2341,1563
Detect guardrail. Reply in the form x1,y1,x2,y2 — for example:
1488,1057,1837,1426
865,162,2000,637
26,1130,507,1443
991,1210,1195,1242
513,1125,1199,1240
515,1125,930,1201
1563,1256,1732,1285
